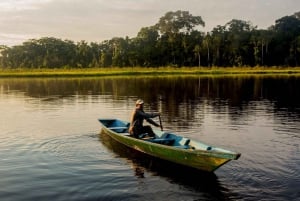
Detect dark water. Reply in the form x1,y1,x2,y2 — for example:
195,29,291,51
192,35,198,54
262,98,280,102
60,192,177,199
0,76,299,201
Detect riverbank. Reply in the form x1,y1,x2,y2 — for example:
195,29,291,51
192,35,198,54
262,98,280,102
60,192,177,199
0,67,300,77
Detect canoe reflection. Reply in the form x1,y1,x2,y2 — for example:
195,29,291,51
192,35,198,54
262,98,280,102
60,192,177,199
99,130,231,199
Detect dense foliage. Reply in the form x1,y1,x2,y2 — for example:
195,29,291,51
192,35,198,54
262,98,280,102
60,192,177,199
1,10,300,68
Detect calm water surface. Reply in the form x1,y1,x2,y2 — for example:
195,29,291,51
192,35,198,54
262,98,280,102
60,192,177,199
0,76,299,201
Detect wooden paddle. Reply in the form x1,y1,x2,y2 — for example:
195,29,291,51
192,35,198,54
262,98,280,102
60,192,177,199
158,115,163,131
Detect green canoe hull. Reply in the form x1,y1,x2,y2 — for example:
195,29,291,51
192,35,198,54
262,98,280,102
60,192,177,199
99,119,240,172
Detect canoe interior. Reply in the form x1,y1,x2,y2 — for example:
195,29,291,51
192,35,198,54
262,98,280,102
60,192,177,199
99,119,130,133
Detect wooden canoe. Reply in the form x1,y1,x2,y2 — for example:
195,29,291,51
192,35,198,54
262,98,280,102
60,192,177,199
98,118,241,172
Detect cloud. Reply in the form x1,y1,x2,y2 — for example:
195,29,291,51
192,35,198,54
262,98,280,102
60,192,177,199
0,33,40,46
1,0,300,46
0,0,164,45
0,0,52,11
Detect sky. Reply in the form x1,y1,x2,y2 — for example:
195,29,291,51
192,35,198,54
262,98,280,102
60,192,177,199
0,0,300,46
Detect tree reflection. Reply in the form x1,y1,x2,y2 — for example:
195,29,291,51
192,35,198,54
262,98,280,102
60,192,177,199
0,75,299,123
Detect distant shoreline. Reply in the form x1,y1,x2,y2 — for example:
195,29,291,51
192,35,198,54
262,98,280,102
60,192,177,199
1,67,300,77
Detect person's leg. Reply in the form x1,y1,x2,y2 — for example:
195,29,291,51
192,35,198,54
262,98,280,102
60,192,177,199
142,126,155,137
132,127,141,138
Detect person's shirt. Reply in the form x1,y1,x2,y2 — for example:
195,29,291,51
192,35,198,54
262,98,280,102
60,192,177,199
130,108,159,129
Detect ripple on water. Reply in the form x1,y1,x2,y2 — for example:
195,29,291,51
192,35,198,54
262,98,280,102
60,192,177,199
0,131,142,201
221,138,300,200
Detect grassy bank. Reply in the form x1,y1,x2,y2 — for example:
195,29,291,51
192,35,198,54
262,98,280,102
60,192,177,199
1,67,300,77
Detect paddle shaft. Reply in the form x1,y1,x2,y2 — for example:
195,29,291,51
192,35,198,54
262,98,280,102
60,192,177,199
158,115,163,131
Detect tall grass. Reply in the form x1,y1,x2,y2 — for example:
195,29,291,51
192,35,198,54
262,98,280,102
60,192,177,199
0,67,300,77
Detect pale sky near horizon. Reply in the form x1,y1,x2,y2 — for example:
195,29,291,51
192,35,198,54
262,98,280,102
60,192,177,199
0,0,299,46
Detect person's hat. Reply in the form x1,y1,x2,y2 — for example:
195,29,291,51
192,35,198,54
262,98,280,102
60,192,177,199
136,99,144,105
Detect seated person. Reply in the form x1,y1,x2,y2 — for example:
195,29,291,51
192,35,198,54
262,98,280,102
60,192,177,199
129,99,160,138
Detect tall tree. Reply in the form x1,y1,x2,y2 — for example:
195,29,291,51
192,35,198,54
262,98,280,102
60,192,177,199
223,19,255,66
99,40,113,67
269,14,300,66
155,10,205,65
202,33,211,67
135,26,159,66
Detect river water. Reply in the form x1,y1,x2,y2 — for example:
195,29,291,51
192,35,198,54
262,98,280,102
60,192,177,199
0,76,299,201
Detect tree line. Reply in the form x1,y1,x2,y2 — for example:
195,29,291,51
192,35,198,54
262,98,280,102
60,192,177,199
1,10,300,68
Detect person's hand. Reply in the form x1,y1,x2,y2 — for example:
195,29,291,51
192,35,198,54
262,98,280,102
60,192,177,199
129,126,133,134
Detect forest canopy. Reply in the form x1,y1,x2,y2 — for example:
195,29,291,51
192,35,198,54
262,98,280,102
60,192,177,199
1,10,300,68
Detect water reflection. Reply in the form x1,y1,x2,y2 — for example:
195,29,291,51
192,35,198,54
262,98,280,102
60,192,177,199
99,130,234,200
1,76,299,131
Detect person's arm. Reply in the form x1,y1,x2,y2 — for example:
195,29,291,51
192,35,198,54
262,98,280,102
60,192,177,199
136,110,159,119
146,118,159,127
143,111,160,127
135,110,160,126
129,110,136,134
